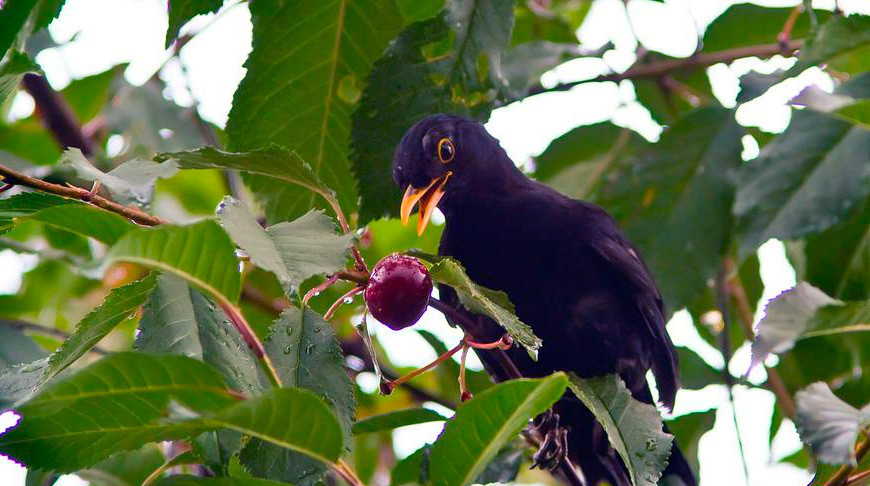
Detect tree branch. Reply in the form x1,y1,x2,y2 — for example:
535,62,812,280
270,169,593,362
0,161,165,227
22,74,96,156
826,435,870,486
527,40,803,96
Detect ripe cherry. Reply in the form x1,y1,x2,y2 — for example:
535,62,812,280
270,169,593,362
364,254,433,330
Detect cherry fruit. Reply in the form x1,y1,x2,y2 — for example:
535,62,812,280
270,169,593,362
365,254,433,330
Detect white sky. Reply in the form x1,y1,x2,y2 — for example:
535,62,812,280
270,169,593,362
4,1,870,485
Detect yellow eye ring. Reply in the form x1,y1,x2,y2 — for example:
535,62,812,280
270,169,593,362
437,138,455,164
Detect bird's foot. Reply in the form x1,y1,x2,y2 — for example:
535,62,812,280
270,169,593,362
531,411,568,471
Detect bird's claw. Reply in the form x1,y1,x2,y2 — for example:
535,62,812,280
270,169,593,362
531,411,568,471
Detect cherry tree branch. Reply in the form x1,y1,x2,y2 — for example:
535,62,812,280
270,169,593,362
826,435,870,486
527,40,803,96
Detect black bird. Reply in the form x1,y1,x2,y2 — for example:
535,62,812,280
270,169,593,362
392,114,696,486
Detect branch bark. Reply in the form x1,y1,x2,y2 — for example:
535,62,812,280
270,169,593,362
22,74,96,156
527,40,803,96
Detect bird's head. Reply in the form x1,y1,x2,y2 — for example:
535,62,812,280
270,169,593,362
392,113,519,235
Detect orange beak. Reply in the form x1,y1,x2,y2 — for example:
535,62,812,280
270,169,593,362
400,172,452,235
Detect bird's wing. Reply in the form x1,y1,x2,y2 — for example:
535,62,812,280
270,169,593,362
585,221,680,409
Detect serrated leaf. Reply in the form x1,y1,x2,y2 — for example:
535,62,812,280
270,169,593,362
429,374,567,486
752,282,870,365
0,50,39,105
240,306,354,486
0,192,134,243
535,122,645,200
107,220,241,302
596,107,742,313
734,74,870,258
350,0,517,222
61,148,179,207
226,0,404,224
354,408,447,434
166,0,222,47
702,5,829,53
136,274,265,396
0,353,239,471
216,197,352,293
787,14,870,77
153,477,290,486
791,85,870,131
416,253,542,359
801,199,870,300
567,373,673,486
795,382,870,465
156,145,344,224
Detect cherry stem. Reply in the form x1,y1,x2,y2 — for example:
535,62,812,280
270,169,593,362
381,342,464,395
324,285,364,320
467,334,514,350
846,469,870,486
459,344,471,402
303,274,340,305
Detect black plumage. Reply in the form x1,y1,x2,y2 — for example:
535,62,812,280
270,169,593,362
392,114,696,486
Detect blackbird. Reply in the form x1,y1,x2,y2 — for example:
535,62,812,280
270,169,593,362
392,114,696,486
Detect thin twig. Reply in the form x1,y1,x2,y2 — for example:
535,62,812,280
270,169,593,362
324,285,363,320
528,40,803,96
381,342,464,395
0,162,165,227
846,469,870,486
725,260,798,420
0,318,108,354
826,436,870,486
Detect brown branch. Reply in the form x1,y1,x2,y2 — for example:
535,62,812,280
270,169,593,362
22,74,96,156
826,436,870,486
846,468,870,486
724,258,798,420
0,162,165,227
528,40,803,96
0,318,108,354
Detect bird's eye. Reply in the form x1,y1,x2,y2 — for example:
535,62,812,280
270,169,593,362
436,138,455,164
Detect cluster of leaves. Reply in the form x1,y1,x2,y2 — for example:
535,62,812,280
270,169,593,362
0,1,869,486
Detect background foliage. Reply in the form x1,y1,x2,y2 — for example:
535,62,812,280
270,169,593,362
0,1,869,486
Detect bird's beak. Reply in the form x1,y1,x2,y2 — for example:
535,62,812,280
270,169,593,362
400,171,452,235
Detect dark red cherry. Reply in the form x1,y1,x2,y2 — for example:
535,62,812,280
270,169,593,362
364,254,433,330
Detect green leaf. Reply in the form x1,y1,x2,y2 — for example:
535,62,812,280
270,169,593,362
596,107,742,313
166,0,222,47
795,382,870,465
391,446,429,486
677,346,721,390
666,409,716,477
59,67,117,122
154,478,290,486
204,387,345,466
216,197,352,293
734,74,870,258
787,14,870,77
0,353,239,471
535,122,645,199
136,274,265,396
0,0,38,59
153,476,293,486
157,145,342,224
501,41,579,94
350,0,517,222
43,274,157,381
429,374,567,486
78,444,165,486
417,253,542,359
61,148,180,207
702,5,829,52
0,50,39,106
239,306,354,486
791,85,870,131
0,323,46,368
0,119,61,166
752,282,870,365
353,408,447,434
800,198,870,300
226,0,404,224
0,192,134,244
567,373,673,486
107,220,242,302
